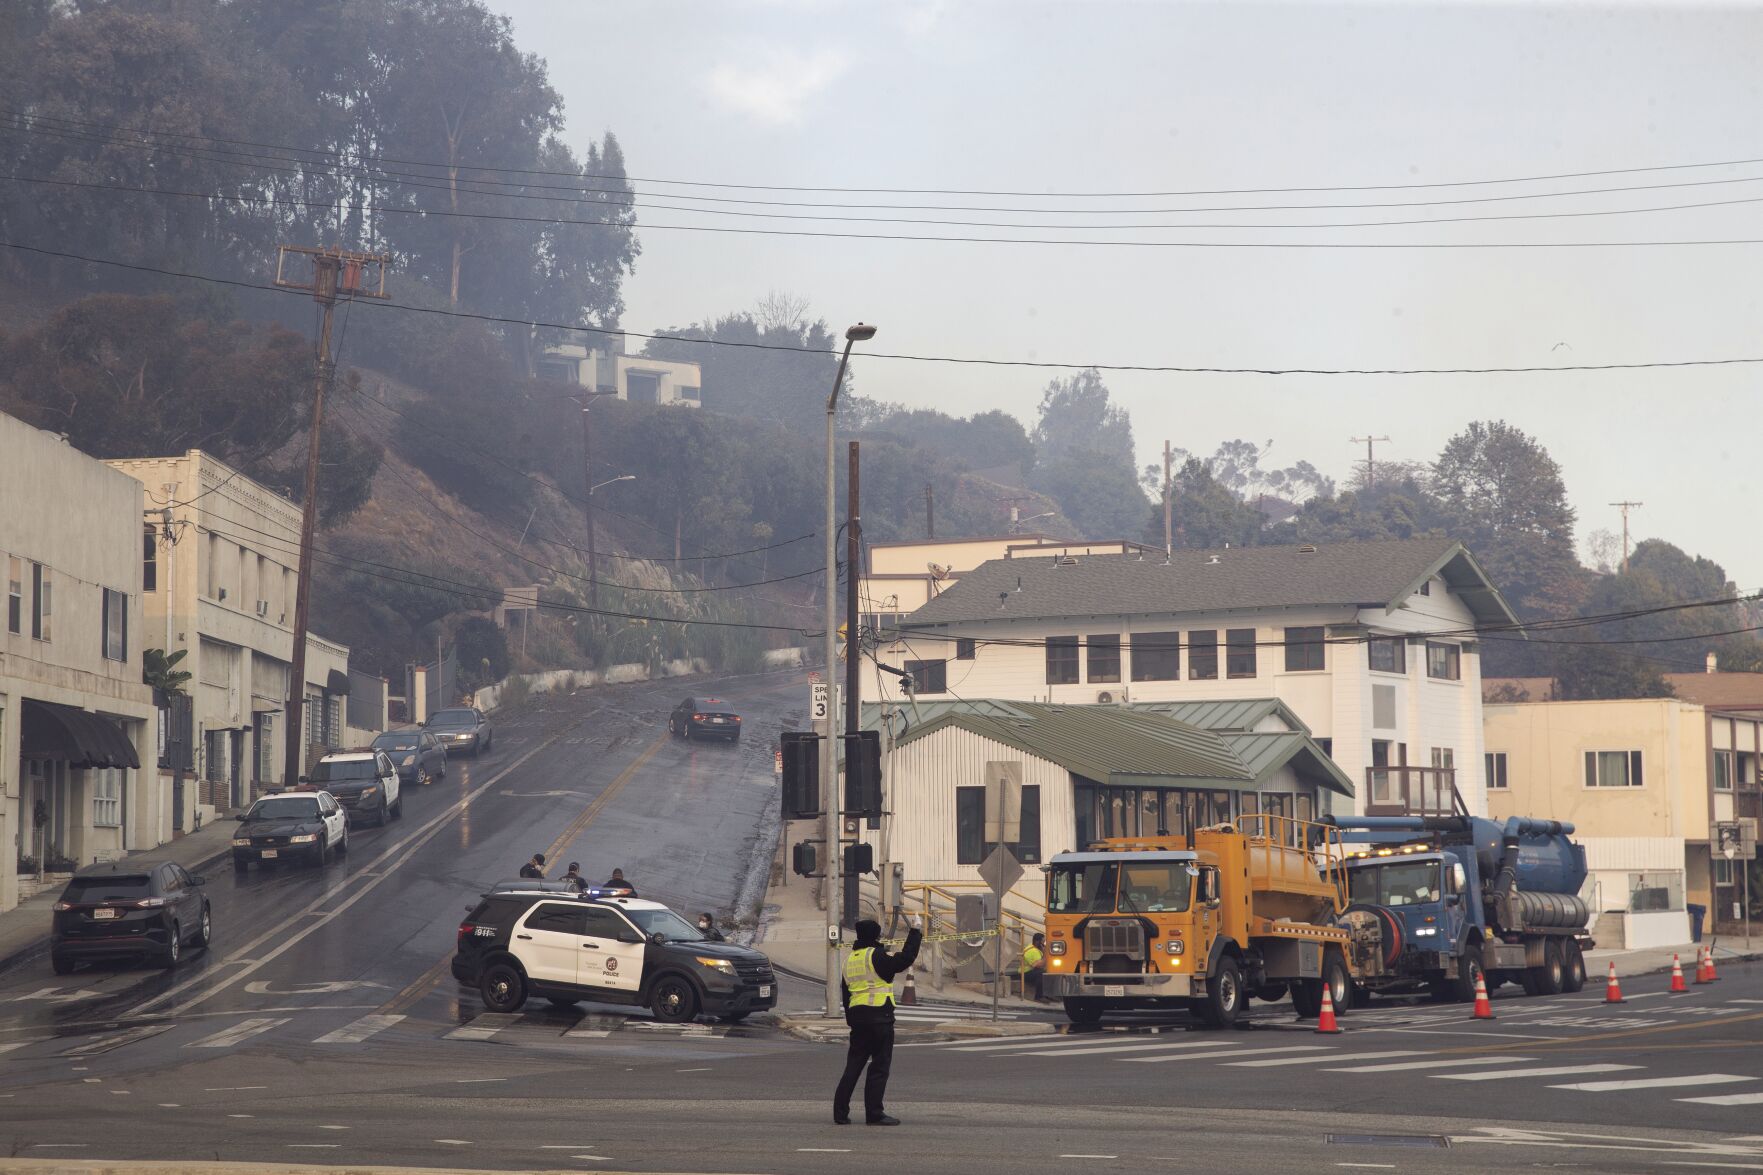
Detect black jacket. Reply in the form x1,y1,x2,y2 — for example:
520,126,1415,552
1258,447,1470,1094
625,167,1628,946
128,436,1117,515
518,863,544,878
840,927,923,1025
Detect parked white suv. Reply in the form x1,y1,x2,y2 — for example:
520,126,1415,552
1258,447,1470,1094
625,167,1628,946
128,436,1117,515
305,750,402,827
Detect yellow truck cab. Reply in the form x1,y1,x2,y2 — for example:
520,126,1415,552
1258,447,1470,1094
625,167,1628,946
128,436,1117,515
1042,815,1357,1027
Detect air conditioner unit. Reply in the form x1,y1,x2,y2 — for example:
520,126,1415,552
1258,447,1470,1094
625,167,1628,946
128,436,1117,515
217,587,228,601
256,600,269,617
1096,690,1127,704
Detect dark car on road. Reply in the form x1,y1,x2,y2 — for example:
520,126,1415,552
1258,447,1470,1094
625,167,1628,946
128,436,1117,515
372,728,448,786
232,791,349,869
306,750,402,826
668,696,742,742
51,861,212,973
426,707,493,756
452,889,776,1023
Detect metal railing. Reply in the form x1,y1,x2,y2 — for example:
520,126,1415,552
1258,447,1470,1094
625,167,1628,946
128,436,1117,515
1236,812,1349,914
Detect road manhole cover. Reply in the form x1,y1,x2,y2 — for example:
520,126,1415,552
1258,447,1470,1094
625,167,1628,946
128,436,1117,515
1327,1134,1450,1148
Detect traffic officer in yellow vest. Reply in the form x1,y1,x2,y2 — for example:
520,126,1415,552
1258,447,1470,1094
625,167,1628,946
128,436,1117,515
833,915,923,1126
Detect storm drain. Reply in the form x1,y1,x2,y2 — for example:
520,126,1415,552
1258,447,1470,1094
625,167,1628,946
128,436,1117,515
1327,1134,1450,1149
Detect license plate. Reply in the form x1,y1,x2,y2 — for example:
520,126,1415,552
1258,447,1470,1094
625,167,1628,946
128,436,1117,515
261,849,278,859
1103,984,1125,997
711,717,726,724
758,985,772,998
93,908,118,920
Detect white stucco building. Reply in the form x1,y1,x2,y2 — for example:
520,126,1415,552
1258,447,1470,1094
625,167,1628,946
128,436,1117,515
539,334,702,408
2,413,156,913
107,452,358,828
866,538,1518,818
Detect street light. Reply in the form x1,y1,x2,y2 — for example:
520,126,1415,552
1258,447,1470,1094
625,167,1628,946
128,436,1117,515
590,475,636,494
1013,511,1056,532
824,321,875,1018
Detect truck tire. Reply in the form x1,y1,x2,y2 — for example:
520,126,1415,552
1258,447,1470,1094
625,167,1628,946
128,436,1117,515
1295,952,1351,1019
1198,957,1245,1028
1451,946,1487,1004
1255,983,1288,1004
1532,940,1566,996
1291,979,1321,1019
1063,998,1104,1025
1561,939,1587,993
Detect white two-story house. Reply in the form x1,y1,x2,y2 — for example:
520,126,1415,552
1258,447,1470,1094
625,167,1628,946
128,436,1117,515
867,537,1518,817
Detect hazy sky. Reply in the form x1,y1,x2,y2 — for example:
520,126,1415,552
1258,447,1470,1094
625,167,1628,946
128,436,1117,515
490,0,1763,587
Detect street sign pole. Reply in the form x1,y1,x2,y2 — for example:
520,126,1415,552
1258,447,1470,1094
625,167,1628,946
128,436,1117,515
978,843,1024,1024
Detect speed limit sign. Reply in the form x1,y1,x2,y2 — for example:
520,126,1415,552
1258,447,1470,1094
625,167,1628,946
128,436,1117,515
811,681,830,723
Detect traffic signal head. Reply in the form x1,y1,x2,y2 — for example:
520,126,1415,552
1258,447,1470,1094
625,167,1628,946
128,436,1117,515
792,841,818,878
781,731,821,819
843,842,874,876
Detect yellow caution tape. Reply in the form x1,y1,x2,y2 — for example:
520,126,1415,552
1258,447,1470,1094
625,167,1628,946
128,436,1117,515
835,926,1006,949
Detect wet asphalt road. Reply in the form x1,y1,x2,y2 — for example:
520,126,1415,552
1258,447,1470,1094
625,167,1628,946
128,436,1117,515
0,671,799,1081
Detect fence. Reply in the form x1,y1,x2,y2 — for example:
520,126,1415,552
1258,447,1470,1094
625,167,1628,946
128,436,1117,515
406,645,458,721
346,670,387,733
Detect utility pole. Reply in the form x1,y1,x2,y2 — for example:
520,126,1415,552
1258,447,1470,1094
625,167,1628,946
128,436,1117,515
273,245,388,793
1350,435,1391,490
1610,501,1643,573
846,442,862,737
576,390,619,611
925,483,934,540
1162,439,1174,557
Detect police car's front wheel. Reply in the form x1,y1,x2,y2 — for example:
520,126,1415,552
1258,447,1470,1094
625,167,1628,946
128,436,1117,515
480,961,527,1014
650,975,700,1023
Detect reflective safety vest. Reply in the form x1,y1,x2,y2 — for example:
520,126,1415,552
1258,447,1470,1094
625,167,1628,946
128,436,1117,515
845,946,896,1008
1020,946,1045,974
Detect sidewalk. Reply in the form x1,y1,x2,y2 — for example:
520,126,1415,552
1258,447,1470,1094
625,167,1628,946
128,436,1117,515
0,815,241,973
1586,936,1762,978
756,866,1048,1037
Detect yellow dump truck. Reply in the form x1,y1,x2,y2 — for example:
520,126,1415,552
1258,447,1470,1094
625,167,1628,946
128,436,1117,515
1042,815,1357,1026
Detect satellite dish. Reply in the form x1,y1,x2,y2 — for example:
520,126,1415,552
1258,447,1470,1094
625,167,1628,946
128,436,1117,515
927,562,950,580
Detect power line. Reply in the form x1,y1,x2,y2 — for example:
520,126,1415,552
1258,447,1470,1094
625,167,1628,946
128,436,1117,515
8,240,1763,378
14,116,1763,226
10,173,1763,251
6,105,1761,199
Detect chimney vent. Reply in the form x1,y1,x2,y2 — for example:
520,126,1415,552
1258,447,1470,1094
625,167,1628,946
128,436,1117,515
1707,651,1719,674
1299,543,1318,554
1205,554,1222,566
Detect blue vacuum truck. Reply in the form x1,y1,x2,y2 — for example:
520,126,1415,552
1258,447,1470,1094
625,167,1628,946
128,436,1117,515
1321,815,1595,1004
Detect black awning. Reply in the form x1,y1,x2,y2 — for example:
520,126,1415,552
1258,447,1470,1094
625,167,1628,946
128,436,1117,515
21,699,141,770
326,668,351,696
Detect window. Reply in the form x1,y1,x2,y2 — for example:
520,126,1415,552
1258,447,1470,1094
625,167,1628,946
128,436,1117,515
92,768,122,828
1045,636,1079,685
1585,750,1644,788
1315,738,1333,759
956,786,985,864
102,588,127,662
6,556,19,634
903,658,946,695
1018,785,1041,865
1284,626,1325,672
1485,751,1508,790
1226,628,1257,678
1131,631,1180,681
1431,747,1455,771
1372,684,1397,729
1087,635,1121,684
1368,636,1406,674
581,907,636,940
955,638,976,661
527,904,586,934
1188,630,1218,680
1425,641,1460,681
143,526,157,593
1715,750,1734,791
31,562,50,641
1714,858,1736,886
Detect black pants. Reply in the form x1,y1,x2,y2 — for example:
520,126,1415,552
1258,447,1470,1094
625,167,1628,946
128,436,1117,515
1027,967,1044,1000
834,1019,896,1121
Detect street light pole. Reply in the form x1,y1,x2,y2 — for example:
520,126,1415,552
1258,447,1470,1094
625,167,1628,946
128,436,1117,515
825,322,875,1018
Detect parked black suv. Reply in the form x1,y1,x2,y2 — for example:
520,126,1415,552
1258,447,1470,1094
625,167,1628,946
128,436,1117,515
451,888,776,1023
51,861,212,973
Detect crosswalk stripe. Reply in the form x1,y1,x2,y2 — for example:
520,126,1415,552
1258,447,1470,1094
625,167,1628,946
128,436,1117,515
314,1014,405,1045
564,1014,624,1039
1323,1056,1532,1074
1013,1039,1272,1059
59,1025,173,1057
1434,1064,1640,1082
948,1035,1163,1052
444,1013,523,1041
188,1018,289,1049
1124,1045,1331,1064
1552,1074,1758,1093
1679,1093,1763,1106
1227,1050,1424,1068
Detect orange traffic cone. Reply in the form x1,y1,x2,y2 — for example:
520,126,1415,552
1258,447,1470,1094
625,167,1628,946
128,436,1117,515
1315,983,1343,1034
1695,945,1714,985
1604,960,1627,1004
1469,972,1496,1020
1669,953,1688,994
900,968,918,1006
1706,946,1721,983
